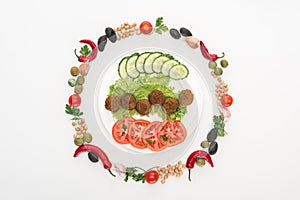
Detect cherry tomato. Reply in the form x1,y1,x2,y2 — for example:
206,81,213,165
128,120,150,149
68,94,81,107
144,170,159,184
112,117,135,144
158,120,187,147
139,21,153,34
221,94,233,107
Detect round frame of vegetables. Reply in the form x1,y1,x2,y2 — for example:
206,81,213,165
65,17,233,184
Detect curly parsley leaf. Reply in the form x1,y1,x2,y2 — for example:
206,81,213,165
155,17,168,34
80,45,91,56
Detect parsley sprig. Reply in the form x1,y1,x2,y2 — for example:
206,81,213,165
155,17,168,34
124,167,146,183
65,104,83,120
213,115,228,137
79,45,91,56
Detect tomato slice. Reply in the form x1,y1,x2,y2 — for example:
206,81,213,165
128,119,150,149
141,121,163,139
142,121,167,151
158,120,187,147
112,117,135,144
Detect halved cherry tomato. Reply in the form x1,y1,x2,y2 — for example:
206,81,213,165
68,94,81,107
128,119,150,149
140,21,153,34
112,117,135,144
158,120,187,147
221,94,233,107
145,170,159,184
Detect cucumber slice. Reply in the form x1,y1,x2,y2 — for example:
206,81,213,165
152,54,174,73
169,64,189,80
126,53,140,79
143,52,162,74
161,60,179,76
135,52,151,73
118,56,129,78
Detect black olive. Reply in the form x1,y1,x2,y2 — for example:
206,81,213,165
179,27,192,37
169,28,181,39
208,141,218,155
97,35,107,52
105,27,117,43
88,152,99,163
207,128,218,142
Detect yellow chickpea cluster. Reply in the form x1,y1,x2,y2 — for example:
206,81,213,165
114,22,141,40
157,161,186,184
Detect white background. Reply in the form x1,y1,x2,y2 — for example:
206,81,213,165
1,0,300,199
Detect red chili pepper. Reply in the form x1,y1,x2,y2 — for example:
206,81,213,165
199,41,225,61
186,150,214,181
74,39,98,62
73,144,115,177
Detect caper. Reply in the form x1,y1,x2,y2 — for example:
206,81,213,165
68,78,76,87
74,138,83,146
220,59,229,68
200,140,209,148
70,66,79,76
77,76,85,85
83,132,93,143
74,85,83,94
214,67,223,76
196,158,206,167
208,61,217,69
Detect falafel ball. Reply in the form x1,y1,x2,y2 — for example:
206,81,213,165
120,93,136,110
136,99,151,115
105,96,120,112
162,98,179,114
148,90,165,105
178,89,194,106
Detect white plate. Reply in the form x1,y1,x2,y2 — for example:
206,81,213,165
81,32,217,168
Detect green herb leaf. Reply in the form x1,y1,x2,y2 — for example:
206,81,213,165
80,45,91,56
155,17,168,34
160,135,169,142
124,167,146,183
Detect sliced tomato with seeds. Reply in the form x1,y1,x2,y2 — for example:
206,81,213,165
142,121,167,151
112,117,135,144
158,120,187,147
128,119,150,149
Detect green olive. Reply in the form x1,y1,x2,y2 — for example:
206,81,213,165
220,59,229,68
77,76,85,85
214,67,223,76
74,85,83,94
74,138,84,146
68,78,76,87
83,133,93,143
70,66,79,76
200,140,209,148
208,61,217,69
196,158,206,167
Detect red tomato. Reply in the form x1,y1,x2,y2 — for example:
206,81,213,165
68,94,81,107
142,121,163,139
221,94,233,107
158,120,187,147
142,121,167,151
139,21,153,34
145,170,159,184
112,117,135,144
128,120,150,149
